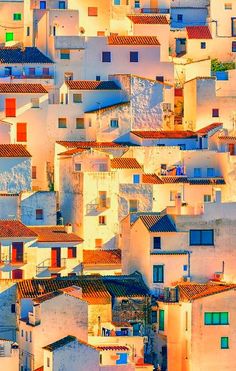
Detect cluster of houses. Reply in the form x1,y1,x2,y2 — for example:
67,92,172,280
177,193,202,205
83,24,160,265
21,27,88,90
0,0,236,370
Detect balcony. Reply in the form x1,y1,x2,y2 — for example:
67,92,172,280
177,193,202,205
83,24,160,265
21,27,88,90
0,253,27,266
155,287,179,303
141,8,169,14
36,258,66,275
86,198,111,215
158,165,186,177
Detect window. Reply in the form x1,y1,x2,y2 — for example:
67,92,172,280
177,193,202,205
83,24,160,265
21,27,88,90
201,42,206,49
5,98,16,117
59,1,66,9
40,1,46,9
204,194,211,203
134,0,140,8
11,304,16,313
110,119,119,128
95,239,103,248
212,108,219,117
204,312,229,325
29,67,35,76
99,163,108,171
183,264,188,272
58,118,67,128
221,337,229,349
13,13,22,21
98,191,108,208
151,310,157,323
159,309,165,330
133,174,140,184
116,353,128,365
60,49,70,59
153,237,161,249
17,123,27,142
88,7,97,16
12,269,23,279
25,331,28,341
232,41,236,52
73,94,82,103
102,51,111,62
99,216,106,225
207,168,215,177
68,246,76,258
97,31,105,36
170,190,177,201
36,209,43,220
74,163,82,172
177,14,183,22
6,32,14,42
225,3,232,9
129,199,138,213
153,265,164,283
180,39,186,45
47,357,50,367
27,27,30,36
76,118,85,129
31,98,39,108
43,67,49,76
32,166,37,179
130,51,139,62
114,0,120,4
21,330,24,337
190,229,214,246
96,75,101,81
156,76,164,82
194,168,202,177
29,331,32,343
232,18,236,36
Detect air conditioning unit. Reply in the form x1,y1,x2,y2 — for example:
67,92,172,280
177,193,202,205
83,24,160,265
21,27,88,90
143,336,148,344
213,272,224,281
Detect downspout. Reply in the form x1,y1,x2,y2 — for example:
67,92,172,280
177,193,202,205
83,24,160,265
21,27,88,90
188,251,191,278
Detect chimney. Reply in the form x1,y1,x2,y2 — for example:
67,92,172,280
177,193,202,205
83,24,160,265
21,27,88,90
65,223,72,234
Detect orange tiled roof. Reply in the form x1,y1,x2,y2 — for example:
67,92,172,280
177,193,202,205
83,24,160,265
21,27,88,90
161,176,188,183
58,148,87,156
111,158,141,169
56,141,124,149
142,174,163,184
66,80,120,90
196,123,223,134
83,249,121,266
0,83,48,94
97,345,129,351
108,35,160,45
186,26,212,39
33,291,62,304
0,144,31,157
127,15,168,24
131,130,197,139
178,282,236,301
29,226,83,243
219,136,236,141
0,220,37,238
34,367,44,371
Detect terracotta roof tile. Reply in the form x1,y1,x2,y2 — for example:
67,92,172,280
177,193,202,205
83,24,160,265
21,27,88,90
178,282,236,301
56,141,124,149
139,214,176,232
188,178,225,185
0,83,48,94
127,15,168,24
58,148,87,156
131,130,197,139
0,220,37,238
33,291,62,304
97,345,129,351
66,81,120,90
85,101,130,114
186,26,212,39
43,336,77,352
142,174,163,184
0,144,31,157
196,123,223,135
108,36,160,45
161,176,188,183
0,47,53,64
219,136,236,141
29,226,83,243
111,158,141,169
83,249,121,266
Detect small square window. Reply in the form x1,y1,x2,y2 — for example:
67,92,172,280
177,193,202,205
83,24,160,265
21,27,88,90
102,51,111,62
212,108,219,117
59,1,66,9
177,14,183,22
153,237,161,249
95,238,103,248
36,209,43,220
204,194,211,202
13,13,22,21
96,75,101,81
31,98,39,108
129,199,138,213
68,246,76,258
225,3,232,9
99,163,108,171
76,118,85,129
110,119,119,128
194,168,202,177
60,49,70,59
134,0,140,8
6,32,14,42
156,76,164,82
58,118,67,128
133,174,140,184
114,0,120,4
221,337,229,349
88,7,97,16
207,168,215,177
232,41,236,52
73,94,82,103
201,42,206,49
74,163,82,172
40,1,46,9
183,264,188,272
99,216,106,225
130,51,139,62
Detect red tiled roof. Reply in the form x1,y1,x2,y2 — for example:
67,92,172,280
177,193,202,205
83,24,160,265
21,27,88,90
186,26,212,39
66,81,120,90
108,36,160,45
131,130,197,139
111,158,141,169
178,282,236,301
196,123,223,135
58,148,87,156
0,144,31,157
85,101,130,114
219,136,236,141
34,367,44,371
0,220,37,238
0,83,48,94
127,15,168,24
56,141,124,149
83,249,121,266
142,174,163,184
29,226,83,243
161,176,188,183
97,345,129,351
33,291,62,304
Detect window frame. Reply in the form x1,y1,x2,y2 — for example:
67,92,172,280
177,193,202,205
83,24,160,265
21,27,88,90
73,93,82,103
58,117,67,128
153,265,164,283
13,13,22,21
36,209,44,220
153,236,161,250
221,336,229,349
189,229,214,246
133,174,140,184
130,51,139,63
102,51,111,63
159,309,165,331
204,312,229,325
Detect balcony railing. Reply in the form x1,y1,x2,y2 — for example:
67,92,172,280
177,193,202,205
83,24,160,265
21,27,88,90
1,74,54,80
36,258,66,275
141,7,170,13
0,253,27,265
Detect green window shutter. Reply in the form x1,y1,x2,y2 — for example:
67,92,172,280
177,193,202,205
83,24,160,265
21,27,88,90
220,312,229,325
159,309,165,331
6,33,14,42
13,13,22,20
221,337,229,349
204,312,212,325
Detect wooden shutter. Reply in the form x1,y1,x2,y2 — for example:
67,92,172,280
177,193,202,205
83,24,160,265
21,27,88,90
5,98,16,117
17,123,27,142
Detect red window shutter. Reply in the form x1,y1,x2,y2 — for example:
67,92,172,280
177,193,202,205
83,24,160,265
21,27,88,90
17,123,27,142
88,7,97,16
68,246,76,258
5,98,16,117
12,269,23,279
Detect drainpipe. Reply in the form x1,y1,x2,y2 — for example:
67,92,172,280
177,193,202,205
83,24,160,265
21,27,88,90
222,260,225,274
188,251,191,278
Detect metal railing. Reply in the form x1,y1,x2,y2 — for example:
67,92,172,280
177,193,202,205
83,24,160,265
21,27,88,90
36,258,66,274
1,253,27,265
